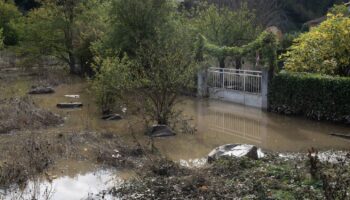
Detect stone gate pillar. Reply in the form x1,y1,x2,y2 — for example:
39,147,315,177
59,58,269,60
197,69,208,98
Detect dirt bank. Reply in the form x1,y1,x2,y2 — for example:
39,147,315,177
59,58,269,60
114,152,350,200
0,96,63,134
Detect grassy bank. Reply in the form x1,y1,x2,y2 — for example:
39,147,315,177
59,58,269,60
114,152,350,200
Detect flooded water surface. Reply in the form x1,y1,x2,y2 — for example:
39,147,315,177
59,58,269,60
1,79,349,200
33,82,350,160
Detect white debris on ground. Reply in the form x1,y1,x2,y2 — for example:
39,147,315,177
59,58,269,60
179,158,207,168
64,95,80,98
278,150,350,164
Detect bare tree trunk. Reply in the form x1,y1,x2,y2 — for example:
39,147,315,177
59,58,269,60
235,57,242,69
219,57,225,68
68,52,76,74
219,57,225,88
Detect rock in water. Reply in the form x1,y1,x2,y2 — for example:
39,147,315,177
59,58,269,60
64,95,80,99
102,114,123,121
148,125,176,137
57,102,83,109
330,133,350,139
29,87,55,94
208,144,264,163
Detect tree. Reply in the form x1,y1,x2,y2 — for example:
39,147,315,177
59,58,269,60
283,13,350,76
18,0,109,74
0,0,22,46
93,0,197,125
282,0,345,29
108,0,174,58
131,28,196,125
185,0,347,32
195,3,260,69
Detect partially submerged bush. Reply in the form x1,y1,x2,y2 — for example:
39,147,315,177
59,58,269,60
269,72,350,124
0,137,54,187
90,55,132,114
0,96,63,133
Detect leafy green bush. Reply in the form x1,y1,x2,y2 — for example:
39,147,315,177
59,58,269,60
269,72,350,124
282,13,350,76
90,55,133,114
0,0,22,46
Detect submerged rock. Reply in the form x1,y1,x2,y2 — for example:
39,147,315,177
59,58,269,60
28,86,54,94
57,102,83,109
208,144,264,163
64,95,80,99
330,133,350,139
102,114,123,121
148,125,176,137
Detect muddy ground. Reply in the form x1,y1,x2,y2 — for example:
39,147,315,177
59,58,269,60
113,153,350,200
0,97,63,134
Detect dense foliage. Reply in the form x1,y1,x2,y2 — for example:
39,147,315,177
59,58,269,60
184,0,347,32
0,0,22,46
196,31,278,71
194,3,260,68
283,13,350,76
269,72,350,124
108,0,175,58
90,55,132,114
131,29,196,125
91,0,196,125
17,0,109,74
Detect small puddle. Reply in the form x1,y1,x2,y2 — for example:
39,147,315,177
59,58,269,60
0,167,132,200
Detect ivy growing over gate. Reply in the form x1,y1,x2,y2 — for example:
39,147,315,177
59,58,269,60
195,31,278,77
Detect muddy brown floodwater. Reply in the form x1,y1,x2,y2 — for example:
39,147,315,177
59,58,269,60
34,82,350,159
1,78,350,200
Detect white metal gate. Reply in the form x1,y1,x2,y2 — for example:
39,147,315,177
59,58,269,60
208,68,262,94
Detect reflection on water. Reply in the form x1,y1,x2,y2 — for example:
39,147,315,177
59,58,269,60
194,99,350,152
207,108,262,144
32,83,350,160
0,169,124,200
156,98,350,160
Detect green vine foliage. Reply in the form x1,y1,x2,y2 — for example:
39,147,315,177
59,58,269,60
196,31,278,72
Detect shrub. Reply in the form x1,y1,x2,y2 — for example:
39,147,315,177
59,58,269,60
90,55,133,114
269,72,350,124
0,0,22,46
282,13,350,76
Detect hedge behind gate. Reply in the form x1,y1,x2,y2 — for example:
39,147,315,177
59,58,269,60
269,72,350,124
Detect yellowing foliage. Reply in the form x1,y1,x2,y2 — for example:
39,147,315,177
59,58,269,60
283,14,350,76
